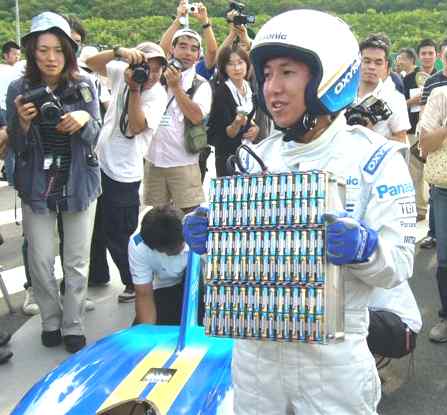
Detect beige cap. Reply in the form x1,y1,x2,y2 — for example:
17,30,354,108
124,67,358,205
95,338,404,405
136,42,167,65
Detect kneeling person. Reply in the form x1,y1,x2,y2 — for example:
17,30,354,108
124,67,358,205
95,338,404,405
129,205,188,325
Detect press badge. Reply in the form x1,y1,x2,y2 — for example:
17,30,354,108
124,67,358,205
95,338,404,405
43,155,53,170
80,86,93,103
159,113,172,127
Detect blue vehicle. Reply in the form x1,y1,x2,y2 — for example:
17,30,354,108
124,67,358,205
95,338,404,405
11,253,235,415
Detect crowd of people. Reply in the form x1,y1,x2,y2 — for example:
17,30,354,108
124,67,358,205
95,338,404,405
0,2,445,414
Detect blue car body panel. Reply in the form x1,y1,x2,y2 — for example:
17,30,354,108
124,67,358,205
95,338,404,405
11,253,235,415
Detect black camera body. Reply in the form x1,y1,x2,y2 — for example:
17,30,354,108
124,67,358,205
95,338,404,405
22,86,64,126
131,63,150,84
169,58,184,71
227,0,256,26
344,95,392,127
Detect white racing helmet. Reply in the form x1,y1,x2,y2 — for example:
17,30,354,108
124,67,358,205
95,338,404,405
250,9,360,137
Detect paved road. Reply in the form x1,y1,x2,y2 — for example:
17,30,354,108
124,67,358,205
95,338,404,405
1,177,447,414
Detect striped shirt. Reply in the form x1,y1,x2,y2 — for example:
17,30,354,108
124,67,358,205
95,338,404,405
421,71,447,105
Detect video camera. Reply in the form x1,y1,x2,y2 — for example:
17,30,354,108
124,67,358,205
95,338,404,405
131,63,150,84
226,1,256,26
22,86,64,126
344,95,392,127
168,58,184,71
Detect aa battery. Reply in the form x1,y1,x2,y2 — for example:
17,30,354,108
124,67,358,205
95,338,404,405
209,204,215,228
253,286,260,312
228,177,236,202
268,313,275,339
227,232,234,256
214,203,221,227
286,199,293,225
232,312,238,337
235,202,242,226
224,310,231,335
300,287,307,314
228,202,235,227
316,256,324,283
271,176,279,200
307,287,316,314
307,314,315,341
235,176,243,202
211,310,217,335
219,255,226,281
212,256,219,280
215,179,222,203
249,201,257,226
301,198,308,224
268,287,276,313
264,176,272,200
271,200,278,226
309,197,317,224
224,286,232,310
247,256,255,281
283,314,290,341
205,285,213,309
317,172,326,198
262,256,269,282
292,255,300,283
284,255,292,282
279,174,287,200
276,313,283,340
292,287,299,313
206,256,213,281
238,312,245,337
269,255,277,282
276,286,284,313
279,199,286,225
317,198,325,224
253,312,260,338
239,286,247,313
293,173,302,199
209,179,216,203
293,198,301,224
241,202,249,226
261,312,268,338
286,174,294,200
257,176,264,199
204,309,211,335
221,202,228,227
242,177,250,201
301,173,309,199
264,201,271,226
220,232,227,257
308,230,317,283
217,309,224,335
293,230,300,256
299,315,306,341
270,232,277,256
218,285,225,310
309,172,318,199
291,312,299,340
277,256,285,282
246,311,253,337
283,288,291,315
232,286,240,312
316,288,324,315
222,178,229,203
249,176,257,201
240,256,247,281
315,315,323,342
261,286,268,312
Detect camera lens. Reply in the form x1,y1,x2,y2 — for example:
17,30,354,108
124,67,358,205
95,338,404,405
40,102,63,125
132,64,150,84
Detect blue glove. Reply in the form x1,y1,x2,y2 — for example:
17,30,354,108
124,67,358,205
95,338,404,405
323,211,378,265
183,207,209,255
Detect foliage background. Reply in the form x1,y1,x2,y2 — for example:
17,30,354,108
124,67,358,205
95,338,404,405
0,1,446,52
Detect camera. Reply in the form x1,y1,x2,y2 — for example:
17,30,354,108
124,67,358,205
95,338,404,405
227,1,256,26
131,63,150,84
169,58,184,71
187,3,198,13
344,95,392,127
22,86,64,126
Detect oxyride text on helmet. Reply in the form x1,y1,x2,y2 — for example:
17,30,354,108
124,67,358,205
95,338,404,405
250,9,361,141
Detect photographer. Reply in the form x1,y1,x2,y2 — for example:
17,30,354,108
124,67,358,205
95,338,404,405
207,45,259,176
357,34,411,144
144,29,212,213
6,12,101,353
85,42,167,301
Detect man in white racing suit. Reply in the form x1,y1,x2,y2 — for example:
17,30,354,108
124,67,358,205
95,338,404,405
184,10,416,414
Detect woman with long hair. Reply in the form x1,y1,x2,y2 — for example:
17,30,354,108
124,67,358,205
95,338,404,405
6,12,101,353
207,45,259,177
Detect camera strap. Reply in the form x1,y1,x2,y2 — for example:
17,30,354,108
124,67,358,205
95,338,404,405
119,85,142,139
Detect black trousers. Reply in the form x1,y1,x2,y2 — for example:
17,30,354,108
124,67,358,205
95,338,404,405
367,309,417,359
88,171,140,286
153,281,205,326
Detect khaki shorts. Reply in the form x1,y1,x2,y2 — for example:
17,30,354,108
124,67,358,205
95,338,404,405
144,162,205,209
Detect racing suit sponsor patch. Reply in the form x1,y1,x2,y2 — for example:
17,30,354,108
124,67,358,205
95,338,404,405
363,142,393,175
376,182,415,200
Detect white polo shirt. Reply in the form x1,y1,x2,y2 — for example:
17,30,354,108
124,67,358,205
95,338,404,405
96,61,167,183
129,232,188,290
147,65,212,167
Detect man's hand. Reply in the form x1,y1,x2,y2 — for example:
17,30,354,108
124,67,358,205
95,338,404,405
323,211,378,265
164,65,182,90
183,207,209,255
177,0,188,18
192,3,209,24
117,47,146,65
125,67,142,92
56,111,91,135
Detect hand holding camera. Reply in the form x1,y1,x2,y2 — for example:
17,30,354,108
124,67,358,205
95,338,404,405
15,95,39,132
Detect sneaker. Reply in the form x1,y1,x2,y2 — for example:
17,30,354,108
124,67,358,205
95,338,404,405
420,235,436,249
429,320,447,342
22,287,40,316
63,335,86,353
85,297,95,312
41,329,62,347
118,285,136,303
